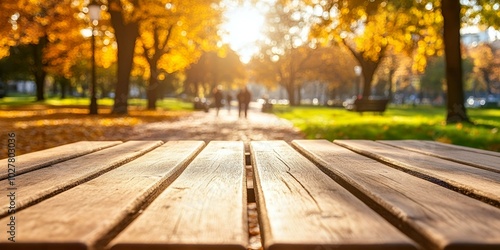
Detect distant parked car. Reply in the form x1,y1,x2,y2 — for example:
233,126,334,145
466,96,486,108
485,95,500,108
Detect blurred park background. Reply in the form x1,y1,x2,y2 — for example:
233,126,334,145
1,0,499,154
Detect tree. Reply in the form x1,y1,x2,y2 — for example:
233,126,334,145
105,0,225,112
185,49,246,98
441,0,470,123
0,46,33,83
467,43,498,95
373,49,414,101
251,42,357,104
0,0,86,101
135,0,223,110
252,0,317,105
107,0,140,114
465,0,500,28
308,0,500,123
310,0,444,99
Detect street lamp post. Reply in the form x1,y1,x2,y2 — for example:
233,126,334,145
88,0,101,115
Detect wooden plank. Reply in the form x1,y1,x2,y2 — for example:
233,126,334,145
0,140,122,180
0,141,205,250
0,140,162,217
109,141,247,250
293,140,500,250
379,140,500,173
393,140,500,158
335,140,500,205
251,141,416,250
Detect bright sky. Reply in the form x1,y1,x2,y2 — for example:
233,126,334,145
221,1,266,63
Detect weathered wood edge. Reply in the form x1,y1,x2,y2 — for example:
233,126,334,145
334,139,500,208
0,141,163,218
418,140,500,157
0,141,123,180
0,141,206,250
290,140,431,249
96,141,208,250
252,140,417,250
250,141,273,250
109,244,245,250
292,139,500,250
108,141,246,250
378,140,500,174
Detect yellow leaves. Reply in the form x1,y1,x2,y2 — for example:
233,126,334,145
340,7,350,16
412,53,427,73
356,8,365,18
97,45,117,69
436,136,452,144
34,15,50,26
435,13,443,23
468,44,494,69
425,48,436,57
322,2,447,74
134,0,223,80
0,107,187,155
159,52,193,73
406,25,417,33
0,44,10,59
1,0,92,76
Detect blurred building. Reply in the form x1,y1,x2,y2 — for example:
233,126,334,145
461,27,500,47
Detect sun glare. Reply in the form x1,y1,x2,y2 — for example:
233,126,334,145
222,3,266,63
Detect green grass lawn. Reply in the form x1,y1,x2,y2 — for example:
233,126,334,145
0,96,194,111
273,105,500,152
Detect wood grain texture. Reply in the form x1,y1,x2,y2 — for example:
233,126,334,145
0,140,162,218
0,141,205,250
378,140,500,174
335,140,500,204
109,141,248,250
393,140,500,157
293,139,500,250
0,141,122,180
251,141,416,250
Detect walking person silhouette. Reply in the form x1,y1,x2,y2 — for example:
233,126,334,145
237,86,251,118
213,86,223,116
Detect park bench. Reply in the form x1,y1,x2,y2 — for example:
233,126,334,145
347,98,389,114
1,139,499,250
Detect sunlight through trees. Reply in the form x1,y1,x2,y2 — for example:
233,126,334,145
1,0,499,122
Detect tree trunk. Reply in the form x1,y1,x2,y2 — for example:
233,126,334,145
388,68,394,101
297,84,302,105
387,55,396,102
343,39,384,99
482,69,492,94
285,83,296,106
147,67,159,110
60,79,67,99
109,0,140,114
32,37,48,101
361,65,375,98
441,0,471,123
34,71,46,101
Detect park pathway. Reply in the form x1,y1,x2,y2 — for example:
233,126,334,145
130,102,305,143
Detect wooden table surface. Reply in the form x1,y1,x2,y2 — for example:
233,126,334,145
1,140,499,250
